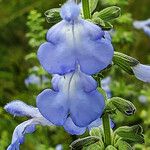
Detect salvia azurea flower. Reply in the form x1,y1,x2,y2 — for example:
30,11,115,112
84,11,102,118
37,67,105,127
25,74,49,87
5,101,110,149
37,1,114,75
133,19,150,36
132,64,150,83
4,101,53,150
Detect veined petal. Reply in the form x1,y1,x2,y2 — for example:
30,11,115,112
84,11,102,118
7,119,35,150
36,89,69,126
38,2,114,75
132,64,150,83
7,113,53,150
70,89,105,127
63,117,86,135
37,68,104,127
37,42,76,75
4,101,39,118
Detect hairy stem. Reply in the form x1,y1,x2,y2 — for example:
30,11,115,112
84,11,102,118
102,113,112,147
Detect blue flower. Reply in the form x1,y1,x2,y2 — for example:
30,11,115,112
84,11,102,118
25,74,50,87
37,1,114,75
132,64,150,83
36,67,105,127
63,117,115,135
101,76,112,98
56,144,63,150
138,95,147,104
133,19,150,36
25,74,41,87
4,101,53,150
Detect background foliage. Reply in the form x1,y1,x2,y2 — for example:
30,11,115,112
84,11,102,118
0,0,150,149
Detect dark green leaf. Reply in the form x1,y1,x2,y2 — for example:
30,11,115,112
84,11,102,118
105,145,117,150
115,139,133,150
114,125,144,144
113,52,139,75
44,8,61,24
93,6,121,21
89,0,99,13
105,97,136,116
70,136,100,150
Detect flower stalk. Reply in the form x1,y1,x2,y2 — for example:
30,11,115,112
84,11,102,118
82,0,91,19
81,0,112,147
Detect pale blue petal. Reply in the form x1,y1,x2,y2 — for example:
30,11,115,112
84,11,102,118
60,0,80,22
38,5,113,75
70,89,105,127
7,120,35,150
4,100,39,118
63,117,86,135
36,89,69,126
37,69,104,127
51,75,61,91
88,118,115,130
78,38,114,74
132,64,150,83
88,118,102,130
37,42,76,75
143,26,150,36
104,31,112,41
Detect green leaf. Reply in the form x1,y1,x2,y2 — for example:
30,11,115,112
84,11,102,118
114,125,144,144
44,8,61,24
70,136,100,150
101,22,113,30
85,143,104,150
105,145,117,150
92,17,105,26
115,139,133,150
90,127,104,139
113,52,139,75
89,0,99,13
105,97,136,116
25,52,37,60
93,6,121,22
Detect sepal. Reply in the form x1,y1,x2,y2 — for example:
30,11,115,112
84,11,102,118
105,97,136,116
44,8,61,24
105,145,117,150
89,0,99,13
115,139,132,150
113,52,139,75
70,136,100,150
114,125,144,144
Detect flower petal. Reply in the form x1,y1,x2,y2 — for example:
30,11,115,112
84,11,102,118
78,38,114,74
7,119,35,150
70,89,105,127
36,89,69,126
37,41,76,75
132,64,150,83
38,4,114,75
60,0,80,22
63,117,86,135
4,100,39,118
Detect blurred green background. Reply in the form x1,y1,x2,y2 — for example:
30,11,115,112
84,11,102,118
0,0,150,149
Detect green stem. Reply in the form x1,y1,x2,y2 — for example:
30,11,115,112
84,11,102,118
97,77,111,147
102,113,112,147
82,0,91,19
